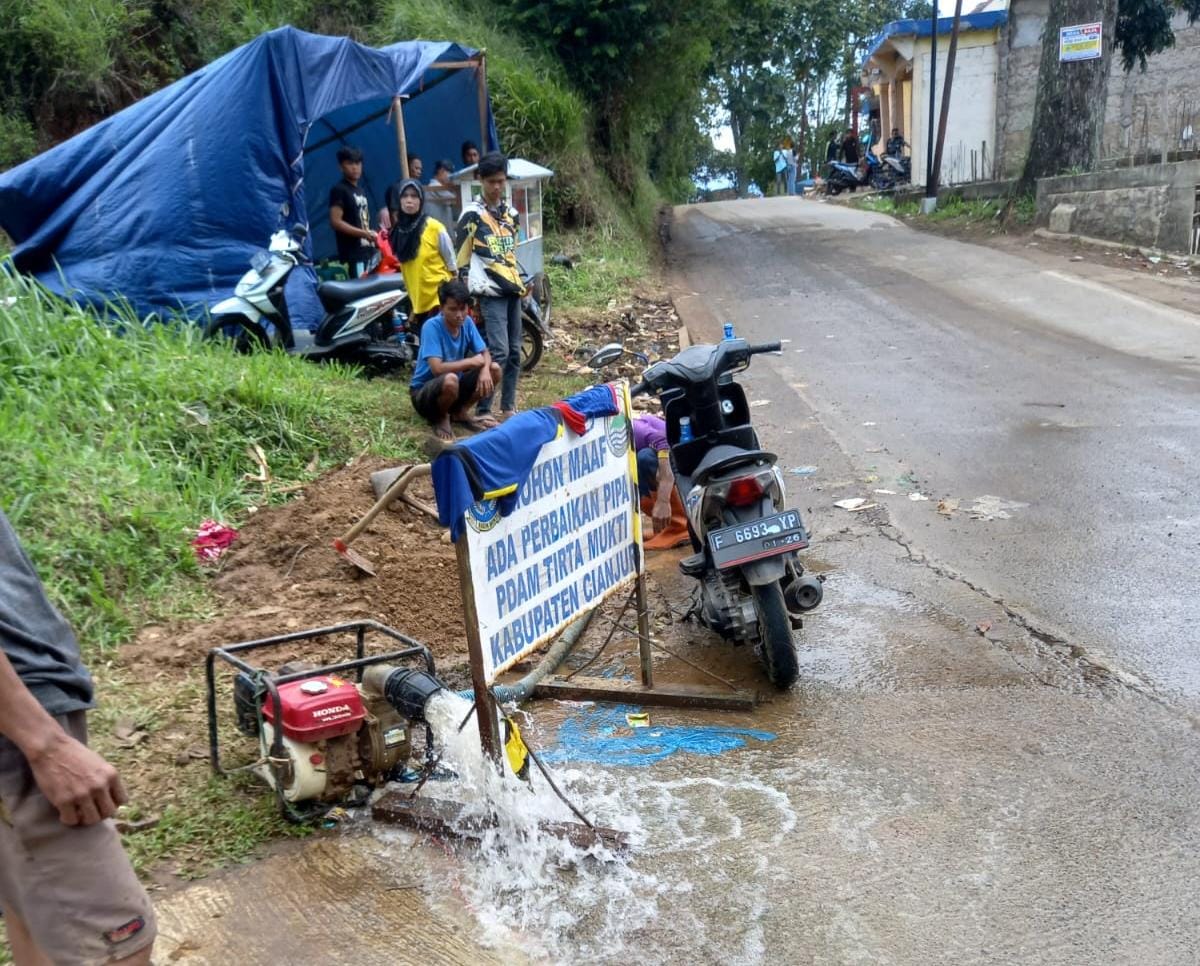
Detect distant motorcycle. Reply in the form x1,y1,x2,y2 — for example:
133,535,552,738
824,160,868,195
881,153,912,185
205,226,414,373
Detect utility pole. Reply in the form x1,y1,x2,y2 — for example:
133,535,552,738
930,0,965,198
921,2,940,212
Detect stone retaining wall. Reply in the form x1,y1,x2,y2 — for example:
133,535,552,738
1036,160,1200,253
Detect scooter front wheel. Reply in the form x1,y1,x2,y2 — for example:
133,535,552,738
204,314,270,354
751,581,799,689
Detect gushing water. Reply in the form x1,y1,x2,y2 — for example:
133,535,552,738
373,691,801,963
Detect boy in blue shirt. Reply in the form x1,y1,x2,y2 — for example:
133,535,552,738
410,279,501,439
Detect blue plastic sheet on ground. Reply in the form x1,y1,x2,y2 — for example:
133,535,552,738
542,704,776,768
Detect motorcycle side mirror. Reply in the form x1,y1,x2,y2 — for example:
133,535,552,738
587,343,625,369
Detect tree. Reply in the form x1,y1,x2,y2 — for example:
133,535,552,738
1020,0,1200,186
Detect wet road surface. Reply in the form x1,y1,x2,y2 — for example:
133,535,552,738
671,197,1200,701
152,198,1200,965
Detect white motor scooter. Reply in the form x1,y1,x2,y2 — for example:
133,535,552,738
206,225,414,371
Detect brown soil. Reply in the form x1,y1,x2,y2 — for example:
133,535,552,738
122,456,475,688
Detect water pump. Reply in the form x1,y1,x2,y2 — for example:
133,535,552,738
207,622,450,815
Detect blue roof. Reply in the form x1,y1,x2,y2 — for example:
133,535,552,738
863,10,1008,63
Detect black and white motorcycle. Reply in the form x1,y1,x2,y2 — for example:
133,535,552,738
606,336,824,688
205,225,414,371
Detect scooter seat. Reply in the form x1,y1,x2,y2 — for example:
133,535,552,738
692,444,776,486
317,275,406,313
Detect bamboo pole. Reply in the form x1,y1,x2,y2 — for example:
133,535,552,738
392,95,410,180
476,51,489,151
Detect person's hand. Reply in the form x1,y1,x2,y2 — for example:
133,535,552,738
26,730,127,827
652,492,672,533
478,364,495,398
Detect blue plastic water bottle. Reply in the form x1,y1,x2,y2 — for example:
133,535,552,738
723,322,735,340
679,416,694,443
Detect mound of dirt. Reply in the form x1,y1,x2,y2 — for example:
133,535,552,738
124,457,474,687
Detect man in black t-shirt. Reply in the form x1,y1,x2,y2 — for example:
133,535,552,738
329,145,376,277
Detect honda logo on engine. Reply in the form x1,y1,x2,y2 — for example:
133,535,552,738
312,704,353,718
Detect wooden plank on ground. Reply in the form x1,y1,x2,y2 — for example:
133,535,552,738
534,675,757,711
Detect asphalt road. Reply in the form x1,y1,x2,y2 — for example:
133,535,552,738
670,197,1200,703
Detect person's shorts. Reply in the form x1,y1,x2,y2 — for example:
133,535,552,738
0,711,156,964
636,447,660,498
410,368,481,423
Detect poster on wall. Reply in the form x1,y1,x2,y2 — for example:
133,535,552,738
1059,23,1103,62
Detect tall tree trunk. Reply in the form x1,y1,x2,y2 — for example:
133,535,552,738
1019,0,1118,188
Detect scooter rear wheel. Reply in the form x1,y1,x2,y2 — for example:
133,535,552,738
521,313,544,372
751,582,799,689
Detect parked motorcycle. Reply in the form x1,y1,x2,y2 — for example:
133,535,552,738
824,160,867,195
881,153,912,185
205,225,414,372
604,336,824,688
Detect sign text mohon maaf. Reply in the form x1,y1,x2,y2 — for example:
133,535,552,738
463,407,642,683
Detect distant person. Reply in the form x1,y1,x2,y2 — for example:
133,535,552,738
0,508,157,965
409,279,501,440
825,131,841,164
387,179,456,333
773,143,788,195
431,159,454,188
633,413,689,550
460,140,480,169
886,128,909,157
842,129,860,165
407,153,423,181
328,145,375,277
455,151,524,422
785,139,798,196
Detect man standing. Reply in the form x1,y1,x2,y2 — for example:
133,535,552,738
825,130,841,164
842,129,861,165
0,508,156,965
328,145,375,278
456,152,525,422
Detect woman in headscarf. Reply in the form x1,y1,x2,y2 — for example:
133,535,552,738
388,179,456,333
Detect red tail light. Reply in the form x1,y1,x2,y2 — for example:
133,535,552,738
726,475,764,507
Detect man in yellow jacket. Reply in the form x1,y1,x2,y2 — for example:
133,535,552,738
455,152,525,422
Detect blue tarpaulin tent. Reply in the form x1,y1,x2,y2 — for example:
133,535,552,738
0,26,498,326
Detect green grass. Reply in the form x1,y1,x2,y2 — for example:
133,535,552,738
854,192,1037,227
0,266,420,657
548,225,654,311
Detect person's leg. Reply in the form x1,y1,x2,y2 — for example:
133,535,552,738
0,713,156,966
3,909,55,966
411,375,455,440
500,295,522,415
477,296,509,416
461,363,502,428
787,165,797,195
